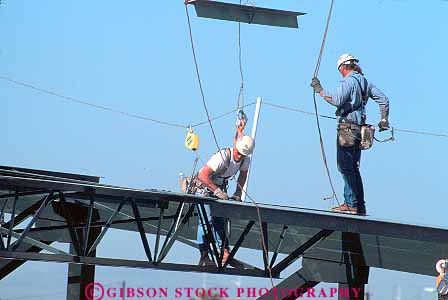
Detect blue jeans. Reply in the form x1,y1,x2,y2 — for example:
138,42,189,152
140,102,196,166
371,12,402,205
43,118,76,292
196,204,229,250
336,137,365,212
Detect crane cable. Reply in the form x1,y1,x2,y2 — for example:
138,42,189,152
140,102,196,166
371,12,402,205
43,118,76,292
233,0,276,290
311,0,342,209
184,1,275,288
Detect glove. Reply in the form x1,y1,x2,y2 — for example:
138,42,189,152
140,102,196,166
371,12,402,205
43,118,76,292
213,187,229,200
378,118,390,132
310,77,323,94
230,190,242,201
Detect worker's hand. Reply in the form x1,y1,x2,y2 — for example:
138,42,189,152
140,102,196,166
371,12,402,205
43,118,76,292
310,77,323,94
213,187,229,200
230,191,242,201
378,118,390,132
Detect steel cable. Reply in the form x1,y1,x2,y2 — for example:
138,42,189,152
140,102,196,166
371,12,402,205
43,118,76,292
0,75,187,129
184,2,275,288
184,3,225,163
263,101,447,139
310,0,341,208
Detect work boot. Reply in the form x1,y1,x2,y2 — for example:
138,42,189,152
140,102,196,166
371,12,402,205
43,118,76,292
332,204,366,216
198,244,215,267
221,249,245,268
221,248,230,266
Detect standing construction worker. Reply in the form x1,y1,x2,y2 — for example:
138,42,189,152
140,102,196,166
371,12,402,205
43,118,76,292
310,53,390,215
196,135,254,266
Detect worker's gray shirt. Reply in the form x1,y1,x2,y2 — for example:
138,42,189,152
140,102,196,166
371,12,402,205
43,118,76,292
322,71,389,125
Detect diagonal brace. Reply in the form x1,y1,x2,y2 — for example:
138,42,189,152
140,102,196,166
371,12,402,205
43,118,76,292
12,192,55,251
222,221,254,268
271,229,334,277
129,198,153,262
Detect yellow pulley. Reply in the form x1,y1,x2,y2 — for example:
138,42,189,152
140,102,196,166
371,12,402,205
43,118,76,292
184,126,199,151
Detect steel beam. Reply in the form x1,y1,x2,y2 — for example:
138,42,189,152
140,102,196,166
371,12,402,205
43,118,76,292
256,268,319,300
262,222,269,272
153,206,165,262
271,229,334,277
270,225,288,268
157,204,195,263
86,198,126,256
130,198,153,262
82,195,95,256
58,192,82,255
0,241,53,280
222,221,254,268
6,193,18,250
2,196,47,230
0,250,272,278
0,190,50,199
0,226,68,255
187,0,306,28
11,192,55,251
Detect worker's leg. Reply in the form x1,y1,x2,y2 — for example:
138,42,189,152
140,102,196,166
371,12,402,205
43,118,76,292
211,216,229,250
352,147,365,212
196,204,211,245
337,143,355,207
196,204,215,266
337,141,364,210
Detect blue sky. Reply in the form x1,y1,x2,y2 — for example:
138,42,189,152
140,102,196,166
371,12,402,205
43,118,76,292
0,0,447,299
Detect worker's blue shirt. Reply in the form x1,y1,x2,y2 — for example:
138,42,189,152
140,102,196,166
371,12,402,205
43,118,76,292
322,71,389,125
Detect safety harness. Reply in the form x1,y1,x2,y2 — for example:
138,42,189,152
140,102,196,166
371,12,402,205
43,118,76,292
336,75,376,150
209,148,246,191
187,148,245,195
336,75,368,125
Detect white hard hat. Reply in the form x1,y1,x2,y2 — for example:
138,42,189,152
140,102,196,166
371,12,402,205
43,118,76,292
337,53,359,70
235,135,255,156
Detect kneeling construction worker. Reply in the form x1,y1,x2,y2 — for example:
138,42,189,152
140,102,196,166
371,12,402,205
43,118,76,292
196,135,255,267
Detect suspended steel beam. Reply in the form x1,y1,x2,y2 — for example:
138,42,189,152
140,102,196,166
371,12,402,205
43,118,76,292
186,0,306,28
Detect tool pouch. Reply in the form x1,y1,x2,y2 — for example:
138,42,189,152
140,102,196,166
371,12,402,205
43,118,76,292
337,123,360,148
360,124,375,150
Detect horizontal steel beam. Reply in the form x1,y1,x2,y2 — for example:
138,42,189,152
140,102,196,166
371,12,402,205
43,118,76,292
0,250,275,278
2,174,448,246
0,226,68,255
210,202,448,244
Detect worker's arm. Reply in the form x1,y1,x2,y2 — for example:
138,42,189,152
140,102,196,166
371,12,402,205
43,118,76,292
234,169,248,196
311,77,351,109
369,83,390,127
321,79,352,108
197,165,219,193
